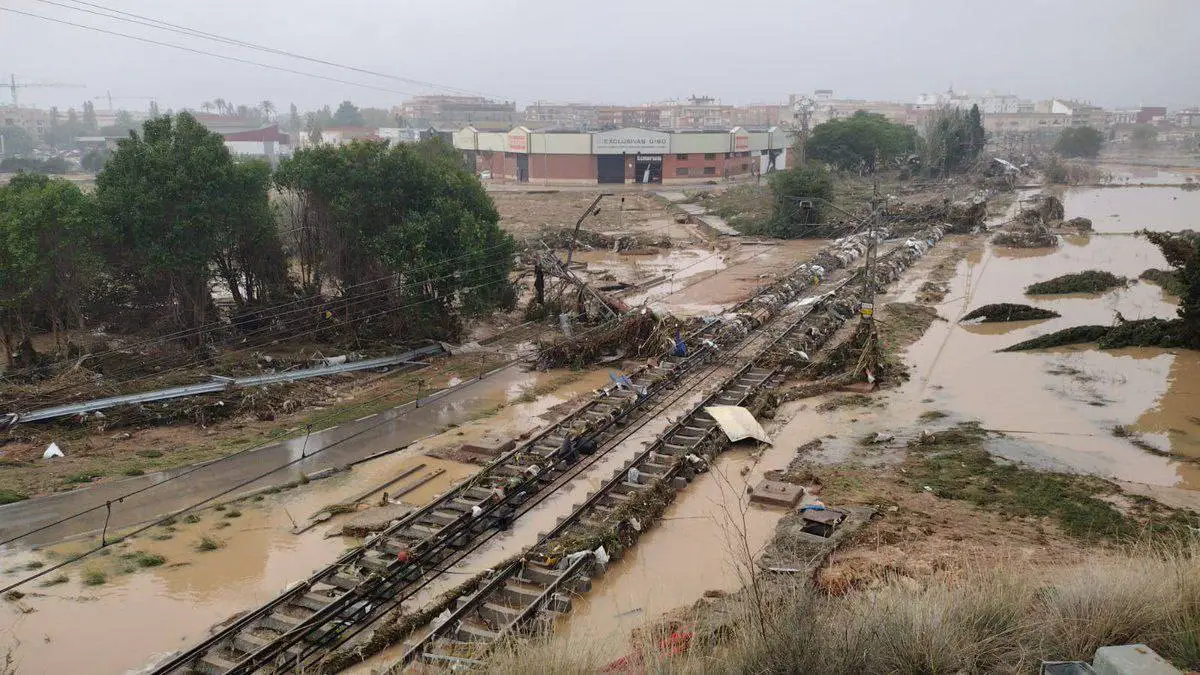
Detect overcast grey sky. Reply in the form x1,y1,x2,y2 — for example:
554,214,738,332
2,0,1198,113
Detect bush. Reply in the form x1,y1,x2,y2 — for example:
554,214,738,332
1055,126,1105,159
0,490,28,505
81,568,107,586
195,536,223,552
766,165,834,238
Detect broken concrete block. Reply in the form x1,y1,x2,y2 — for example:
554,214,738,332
749,480,804,508
1093,644,1180,675
460,437,516,460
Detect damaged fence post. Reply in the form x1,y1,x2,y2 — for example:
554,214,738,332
301,424,313,458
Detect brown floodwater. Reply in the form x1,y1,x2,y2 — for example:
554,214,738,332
1059,185,1200,233
0,368,614,674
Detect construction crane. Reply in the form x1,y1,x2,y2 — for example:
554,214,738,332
6,75,85,106
94,90,156,111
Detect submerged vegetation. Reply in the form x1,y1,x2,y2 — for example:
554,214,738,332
1026,270,1126,295
961,303,1060,323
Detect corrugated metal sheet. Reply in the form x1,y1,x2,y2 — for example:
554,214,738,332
704,405,770,443
529,132,592,155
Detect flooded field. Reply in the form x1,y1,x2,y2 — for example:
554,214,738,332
1060,184,1200,233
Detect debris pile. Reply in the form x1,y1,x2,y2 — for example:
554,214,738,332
1065,216,1093,231
883,199,986,234
1017,194,1066,226
1026,270,1126,295
961,303,1060,323
535,227,671,253
992,226,1058,248
534,309,673,370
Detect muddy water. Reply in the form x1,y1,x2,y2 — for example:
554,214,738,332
1059,185,1200,233
0,369,614,674
883,187,1200,488
1098,163,1200,186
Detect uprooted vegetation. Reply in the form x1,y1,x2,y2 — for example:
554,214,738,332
533,309,675,370
961,303,1060,323
1026,270,1127,295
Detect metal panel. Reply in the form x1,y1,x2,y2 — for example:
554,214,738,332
474,132,508,152
13,345,444,425
597,155,624,183
668,131,731,154
529,132,591,155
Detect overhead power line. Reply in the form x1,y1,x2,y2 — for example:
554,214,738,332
0,6,425,98
31,0,499,100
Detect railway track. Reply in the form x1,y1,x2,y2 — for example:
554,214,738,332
148,226,915,675
385,225,947,672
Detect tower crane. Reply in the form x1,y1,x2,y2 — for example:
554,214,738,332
5,75,85,106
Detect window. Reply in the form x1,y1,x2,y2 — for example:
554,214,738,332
704,153,716,160
703,166,716,176
675,167,689,176
676,153,689,160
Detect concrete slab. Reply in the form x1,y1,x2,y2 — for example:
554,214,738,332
460,437,516,460
339,503,415,536
1093,645,1180,675
749,480,805,507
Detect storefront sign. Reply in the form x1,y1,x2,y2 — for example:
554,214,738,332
733,133,750,152
507,129,528,153
593,128,670,155
635,155,662,162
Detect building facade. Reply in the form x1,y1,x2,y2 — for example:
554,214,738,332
395,95,518,126
453,125,792,185
1,106,50,141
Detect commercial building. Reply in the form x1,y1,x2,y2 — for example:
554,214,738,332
221,124,291,166
452,125,792,185
1,106,50,141
395,95,518,127
596,106,662,129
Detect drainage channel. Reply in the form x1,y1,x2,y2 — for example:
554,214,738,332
148,229,890,675
386,225,946,672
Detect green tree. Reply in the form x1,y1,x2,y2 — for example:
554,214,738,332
0,173,101,363
95,112,283,339
766,165,835,238
332,100,365,127
148,100,161,118
921,106,986,176
81,101,98,134
81,148,110,173
0,126,35,156
211,160,289,308
806,111,918,173
1054,126,1105,159
1131,124,1158,151
359,107,394,128
1141,230,1200,348
275,138,515,338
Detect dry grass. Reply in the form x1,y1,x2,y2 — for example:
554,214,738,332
486,545,1200,673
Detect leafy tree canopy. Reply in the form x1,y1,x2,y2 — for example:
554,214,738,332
1055,126,1105,159
921,105,987,176
332,100,365,127
806,111,918,172
275,138,515,336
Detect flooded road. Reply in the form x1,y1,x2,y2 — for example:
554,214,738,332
0,363,574,548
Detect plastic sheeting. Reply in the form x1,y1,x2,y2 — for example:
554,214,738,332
704,405,771,443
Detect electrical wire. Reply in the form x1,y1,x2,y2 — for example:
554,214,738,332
32,0,498,99
19,251,518,407
0,7,424,98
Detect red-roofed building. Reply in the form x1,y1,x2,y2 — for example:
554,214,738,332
220,124,291,166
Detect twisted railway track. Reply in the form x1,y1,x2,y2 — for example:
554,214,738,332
148,225,938,675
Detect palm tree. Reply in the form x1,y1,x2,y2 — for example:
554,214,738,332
200,101,214,114
213,98,226,116
260,100,275,122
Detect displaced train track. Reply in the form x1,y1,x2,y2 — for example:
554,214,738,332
387,225,947,672
149,227,923,675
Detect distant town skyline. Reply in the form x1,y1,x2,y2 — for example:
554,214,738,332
2,0,1198,114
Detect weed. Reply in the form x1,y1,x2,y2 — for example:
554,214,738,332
135,450,163,459
23,560,44,571
0,490,28,505
158,516,177,527
119,551,166,568
63,471,103,485
195,536,223,552
81,568,107,586
222,509,242,519
919,410,949,421
3,591,24,602
38,573,68,587
150,533,173,541
123,468,146,476
183,514,202,524
214,504,226,511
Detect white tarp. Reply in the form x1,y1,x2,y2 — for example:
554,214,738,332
704,405,771,444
